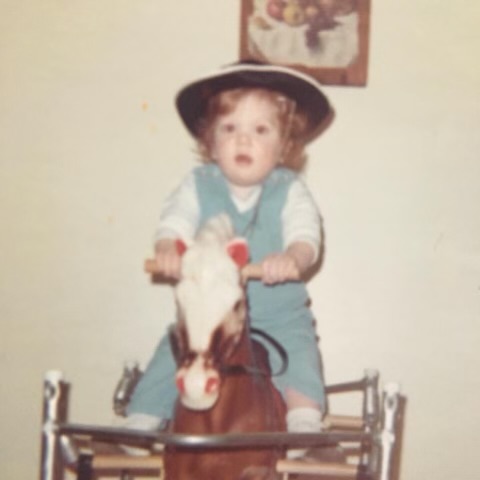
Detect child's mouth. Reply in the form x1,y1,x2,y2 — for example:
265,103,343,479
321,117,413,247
235,154,253,166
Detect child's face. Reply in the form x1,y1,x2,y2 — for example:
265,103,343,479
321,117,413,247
210,92,283,187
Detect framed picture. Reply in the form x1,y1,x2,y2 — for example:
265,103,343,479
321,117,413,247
239,0,371,86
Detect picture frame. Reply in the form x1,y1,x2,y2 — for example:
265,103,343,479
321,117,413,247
239,0,371,86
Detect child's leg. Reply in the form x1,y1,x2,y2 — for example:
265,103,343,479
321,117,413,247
260,309,327,410
256,309,326,457
285,388,323,458
125,333,178,427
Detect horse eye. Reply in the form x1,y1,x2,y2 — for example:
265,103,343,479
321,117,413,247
169,323,190,367
210,328,224,365
169,331,182,366
233,300,244,313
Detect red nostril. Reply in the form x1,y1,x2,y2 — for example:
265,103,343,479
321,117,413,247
205,376,220,394
176,376,185,394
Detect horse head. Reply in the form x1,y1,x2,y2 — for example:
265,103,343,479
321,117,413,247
170,214,249,411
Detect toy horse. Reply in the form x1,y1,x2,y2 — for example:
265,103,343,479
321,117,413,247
164,214,286,480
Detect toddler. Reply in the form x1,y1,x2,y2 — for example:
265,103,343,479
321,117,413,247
125,61,332,458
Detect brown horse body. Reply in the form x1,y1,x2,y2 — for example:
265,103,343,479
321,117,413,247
166,329,286,480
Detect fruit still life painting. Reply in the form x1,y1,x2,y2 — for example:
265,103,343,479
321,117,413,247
240,0,370,85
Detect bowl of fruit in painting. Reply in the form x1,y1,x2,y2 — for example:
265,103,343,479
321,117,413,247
248,0,359,67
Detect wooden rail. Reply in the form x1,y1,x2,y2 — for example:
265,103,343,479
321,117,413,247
277,459,358,478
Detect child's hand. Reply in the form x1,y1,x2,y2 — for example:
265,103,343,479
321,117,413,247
261,242,315,285
261,252,300,285
153,239,182,279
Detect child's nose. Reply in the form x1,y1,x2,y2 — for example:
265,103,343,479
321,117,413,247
236,131,251,145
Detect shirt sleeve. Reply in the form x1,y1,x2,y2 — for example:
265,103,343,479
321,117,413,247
153,172,200,244
282,178,323,263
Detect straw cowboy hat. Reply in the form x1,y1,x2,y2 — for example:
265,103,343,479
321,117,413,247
175,61,332,140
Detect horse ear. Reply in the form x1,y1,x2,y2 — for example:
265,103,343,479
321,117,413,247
226,238,249,268
175,239,188,256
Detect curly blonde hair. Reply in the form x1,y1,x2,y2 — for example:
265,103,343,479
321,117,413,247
195,88,310,171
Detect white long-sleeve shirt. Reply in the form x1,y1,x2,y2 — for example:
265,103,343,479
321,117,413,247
154,170,322,261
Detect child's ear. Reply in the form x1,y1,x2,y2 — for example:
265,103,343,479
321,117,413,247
226,238,249,268
279,140,292,165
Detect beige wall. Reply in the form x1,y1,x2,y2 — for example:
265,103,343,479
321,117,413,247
1,1,479,479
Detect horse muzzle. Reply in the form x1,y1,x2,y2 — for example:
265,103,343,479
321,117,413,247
175,357,221,411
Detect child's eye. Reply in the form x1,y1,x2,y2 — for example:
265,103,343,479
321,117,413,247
220,123,235,133
255,125,270,135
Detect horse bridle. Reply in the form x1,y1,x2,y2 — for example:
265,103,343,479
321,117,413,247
169,325,288,379
220,327,288,378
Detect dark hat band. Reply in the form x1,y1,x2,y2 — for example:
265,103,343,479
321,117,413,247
175,62,332,139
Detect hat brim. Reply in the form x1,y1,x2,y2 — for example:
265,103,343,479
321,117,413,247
175,63,332,140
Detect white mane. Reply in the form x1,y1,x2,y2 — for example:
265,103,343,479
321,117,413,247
175,214,243,352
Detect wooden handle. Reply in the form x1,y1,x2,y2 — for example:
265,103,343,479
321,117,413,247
144,259,299,281
143,258,264,278
240,263,263,280
144,258,159,274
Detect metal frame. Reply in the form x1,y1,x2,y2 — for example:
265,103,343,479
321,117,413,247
39,369,403,480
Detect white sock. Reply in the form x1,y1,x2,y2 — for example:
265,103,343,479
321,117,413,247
286,407,323,459
114,413,165,432
120,413,165,431
115,414,165,456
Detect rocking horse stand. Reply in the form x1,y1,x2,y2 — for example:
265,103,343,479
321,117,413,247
39,368,403,480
